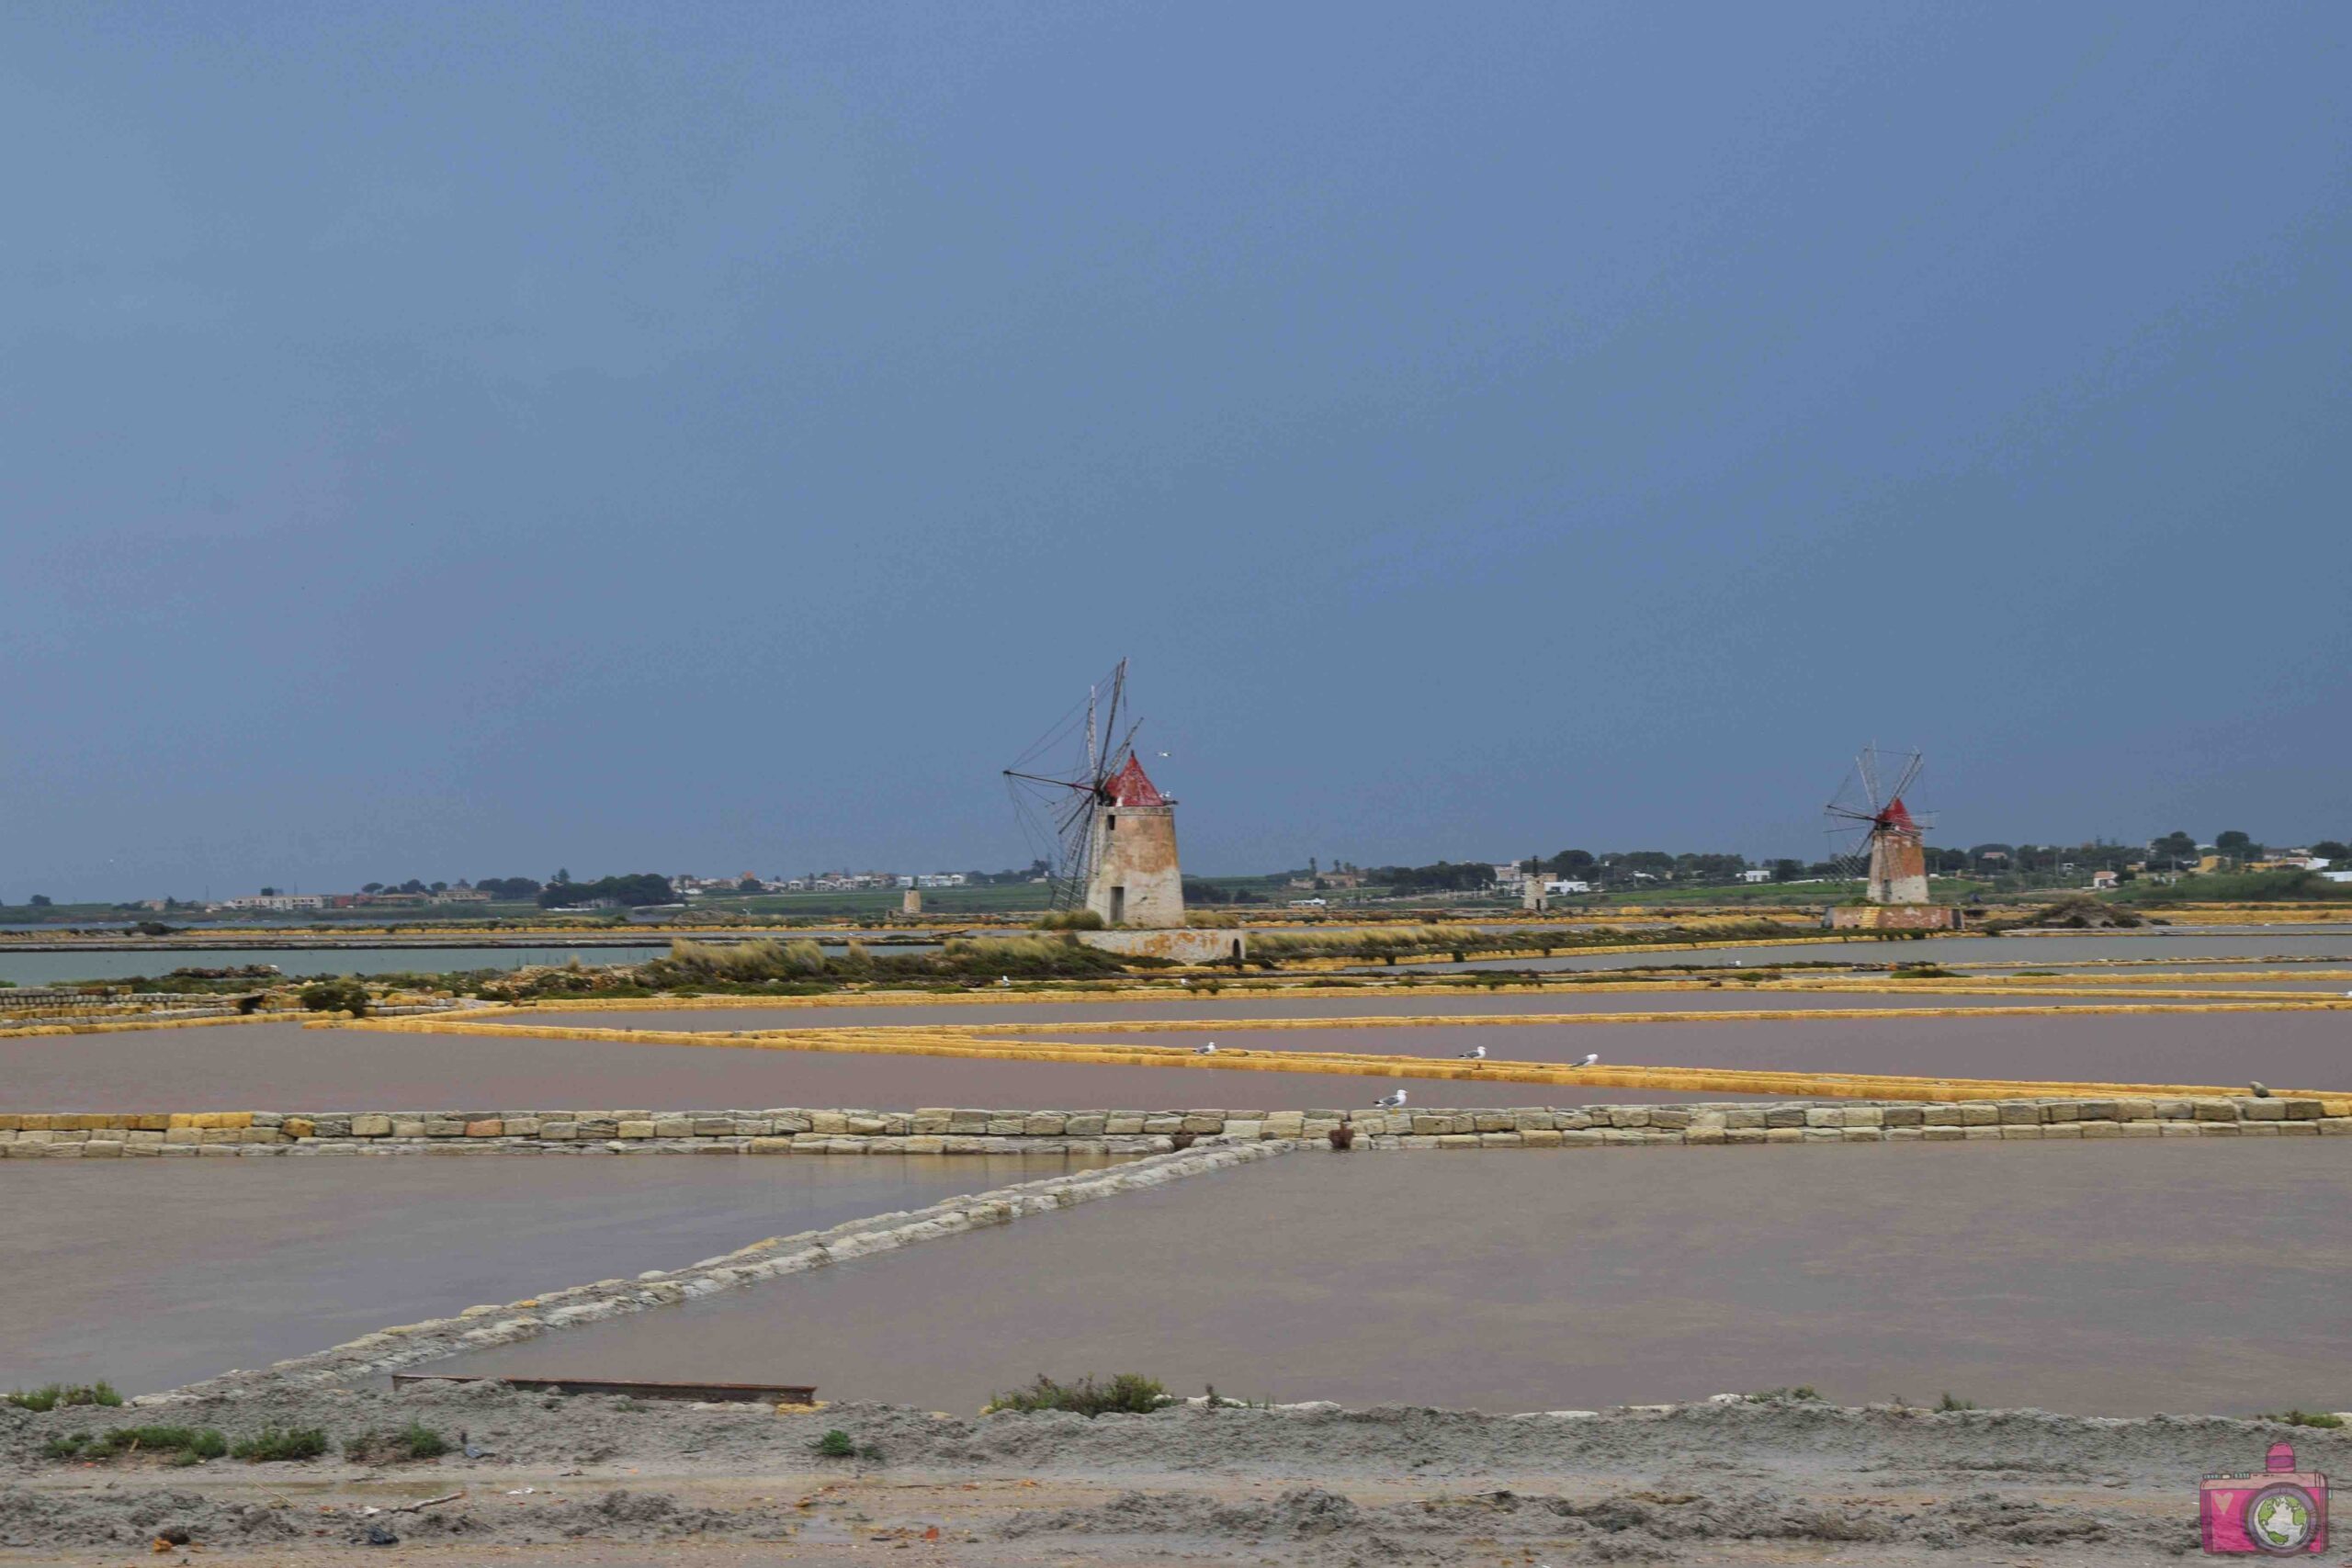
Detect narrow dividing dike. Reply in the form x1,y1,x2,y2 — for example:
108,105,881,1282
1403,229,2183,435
327,1011,2352,1105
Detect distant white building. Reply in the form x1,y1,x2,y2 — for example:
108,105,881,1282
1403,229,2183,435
1740,868,1771,884
220,893,324,912
1544,878,1592,895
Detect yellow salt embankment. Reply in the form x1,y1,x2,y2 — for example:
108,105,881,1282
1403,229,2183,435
334,1012,2352,1110
0,1011,300,1042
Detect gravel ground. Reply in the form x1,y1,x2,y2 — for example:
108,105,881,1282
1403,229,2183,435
0,1383,2317,1562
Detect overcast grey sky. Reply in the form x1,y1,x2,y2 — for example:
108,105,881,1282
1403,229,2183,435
4,3,2347,900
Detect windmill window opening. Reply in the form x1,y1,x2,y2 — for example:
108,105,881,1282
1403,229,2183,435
1106,815,1117,830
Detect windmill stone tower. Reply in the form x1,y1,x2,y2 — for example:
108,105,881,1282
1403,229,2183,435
1085,754,1183,928
1864,796,1929,905
1824,745,1961,931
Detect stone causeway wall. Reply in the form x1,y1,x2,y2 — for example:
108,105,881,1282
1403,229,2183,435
6,1094,2344,1159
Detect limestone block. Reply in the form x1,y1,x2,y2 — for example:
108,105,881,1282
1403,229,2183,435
1996,1101,2041,1125
1801,1128,1841,1143
1472,1112,1513,1133
1143,1116,1184,1134
1512,1111,1555,1132
84,1141,125,1158
1224,1121,1264,1141
1647,1108,1692,1131
1804,1107,1843,1129
2284,1100,2324,1121
1764,1127,1804,1144
283,1117,315,1139
1723,1108,1766,1130
465,1120,504,1138
616,1121,655,1139
1922,1105,1962,1126
1103,1115,1146,1135
2044,1101,2080,1122
808,1111,850,1134
2079,1121,2121,1138
1839,1128,1879,1143
504,1117,541,1137
1962,1125,2002,1140
539,1122,578,1140
1923,1126,1964,1141
162,1128,200,1145
1066,1114,1110,1137
910,1115,951,1135
1608,1108,1651,1129
1723,1128,1766,1145
2148,1099,2189,1120
2191,1099,2238,1122
847,1115,889,1135
691,1118,733,1136
1883,1126,1923,1142
1522,1128,1565,1148
1764,1107,1806,1129
240,1127,279,1144
650,1118,691,1138
1845,1106,1883,1128
1685,1126,1725,1145
2318,1118,2352,1135
1557,1130,1603,1147
1959,1103,1998,1127
1881,1106,1923,1128
2240,1099,2287,1122
2076,1100,2119,1122
2041,1123,2082,1139
2240,1122,2279,1137
1024,1114,1068,1136
2278,1122,2318,1136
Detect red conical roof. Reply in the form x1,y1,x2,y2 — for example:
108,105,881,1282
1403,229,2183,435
1878,796,1917,832
1103,754,1166,807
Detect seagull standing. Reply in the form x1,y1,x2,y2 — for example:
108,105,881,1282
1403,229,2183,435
1456,1043,1487,1062
1569,1053,1600,1068
1194,1042,1219,1055
997,975,1012,987
1374,1089,1408,1109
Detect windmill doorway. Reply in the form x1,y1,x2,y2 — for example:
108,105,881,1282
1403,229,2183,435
1108,886,1127,924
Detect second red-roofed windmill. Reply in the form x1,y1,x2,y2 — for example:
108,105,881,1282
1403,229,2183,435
1826,745,1933,905
1003,660,1185,927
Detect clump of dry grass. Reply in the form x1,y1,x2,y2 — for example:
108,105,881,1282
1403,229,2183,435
656,937,830,983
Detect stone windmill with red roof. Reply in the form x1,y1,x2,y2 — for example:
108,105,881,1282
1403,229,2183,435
1004,660,1185,928
1826,745,1934,906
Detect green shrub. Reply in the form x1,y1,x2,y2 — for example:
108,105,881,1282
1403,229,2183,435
1036,908,1106,931
68,1427,228,1462
299,977,370,1016
810,1428,855,1458
1937,1393,1978,1412
6,1382,122,1412
2258,1409,2346,1429
986,1373,1170,1417
1742,1386,1822,1403
232,1427,328,1462
344,1422,447,1462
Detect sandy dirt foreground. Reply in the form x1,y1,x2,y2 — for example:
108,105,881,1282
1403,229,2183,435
3,1379,2304,1563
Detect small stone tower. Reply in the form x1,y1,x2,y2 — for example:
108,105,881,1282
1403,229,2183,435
1866,797,1931,905
1085,755,1183,928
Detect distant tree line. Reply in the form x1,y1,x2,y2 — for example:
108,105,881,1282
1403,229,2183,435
537,872,675,908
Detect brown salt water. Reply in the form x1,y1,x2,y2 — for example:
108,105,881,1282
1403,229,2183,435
0,1154,1110,1397
438,1140,2352,1418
